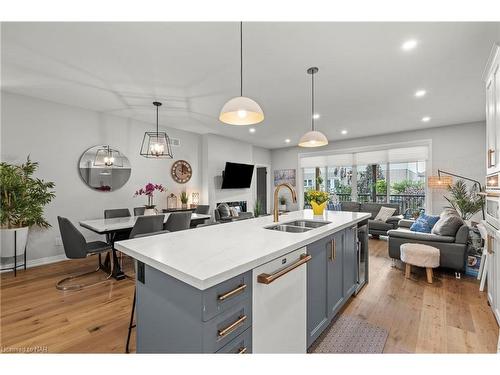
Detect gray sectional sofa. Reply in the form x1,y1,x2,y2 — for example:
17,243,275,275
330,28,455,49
387,219,468,272
340,202,403,236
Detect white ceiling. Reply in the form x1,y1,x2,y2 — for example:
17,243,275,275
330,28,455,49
1,22,498,149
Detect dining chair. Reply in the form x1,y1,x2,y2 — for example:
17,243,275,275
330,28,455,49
125,227,169,353
56,216,113,291
104,208,131,243
133,207,145,216
164,211,191,232
129,215,165,239
194,205,210,215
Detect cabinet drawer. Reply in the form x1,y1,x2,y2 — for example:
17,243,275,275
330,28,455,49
216,327,252,354
202,271,251,321
202,298,252,352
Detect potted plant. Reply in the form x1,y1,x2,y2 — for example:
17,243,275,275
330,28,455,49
180,191,189,209
305,190,330,215
279,196,287,212
134,183,165,215
444,180,484,223
0,157,56,265
254,200,262,218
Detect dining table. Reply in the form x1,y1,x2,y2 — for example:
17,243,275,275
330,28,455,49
79,212,211,280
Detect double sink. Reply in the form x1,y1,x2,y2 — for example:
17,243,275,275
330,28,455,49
265,220,331,233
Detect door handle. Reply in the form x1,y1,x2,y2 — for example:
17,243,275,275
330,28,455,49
488,235,495,254
257,253,311,284
330,239,336,261
488,149,495,168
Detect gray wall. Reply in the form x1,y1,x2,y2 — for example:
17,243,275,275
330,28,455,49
271,121,486,216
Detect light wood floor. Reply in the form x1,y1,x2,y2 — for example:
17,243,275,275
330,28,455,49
0,239,498,353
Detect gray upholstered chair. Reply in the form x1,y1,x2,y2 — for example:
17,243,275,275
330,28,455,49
164,212,191,232
133,207,145,216
194,205,210,215
129,215,165,239
104,208,131,243
56,216,113,291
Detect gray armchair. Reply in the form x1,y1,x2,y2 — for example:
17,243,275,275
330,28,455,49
387,219,468,272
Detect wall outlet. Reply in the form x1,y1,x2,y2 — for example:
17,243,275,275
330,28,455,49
55,236,62,247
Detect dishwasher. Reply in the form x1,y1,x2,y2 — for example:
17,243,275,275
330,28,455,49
252,247,311,353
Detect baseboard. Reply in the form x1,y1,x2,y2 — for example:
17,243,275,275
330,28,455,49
0,254,67,273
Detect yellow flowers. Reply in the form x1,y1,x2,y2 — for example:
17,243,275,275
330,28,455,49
304,190,330,204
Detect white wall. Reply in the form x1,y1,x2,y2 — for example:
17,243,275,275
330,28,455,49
271,122,486,216
1,92,204,263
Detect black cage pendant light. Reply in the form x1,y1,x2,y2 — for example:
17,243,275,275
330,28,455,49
140,101,173,159
298,67,328,147
219,22,264,125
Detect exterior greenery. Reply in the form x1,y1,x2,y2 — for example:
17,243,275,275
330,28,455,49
444,180,484,220
391,180,425,194
0,157,56,228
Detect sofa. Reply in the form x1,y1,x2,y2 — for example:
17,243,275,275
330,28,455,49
214,203,254,223
387,219,468,272
340,202,403,236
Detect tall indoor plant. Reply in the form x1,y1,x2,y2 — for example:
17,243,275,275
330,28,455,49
444,180,484,222
0,157,56,261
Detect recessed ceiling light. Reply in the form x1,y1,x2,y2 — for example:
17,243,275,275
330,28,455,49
313,113,320,120
285,139,291,143
341,130,348,135
249,128,256,133
421,116,431,122
415,89,426,98
402,39,418,51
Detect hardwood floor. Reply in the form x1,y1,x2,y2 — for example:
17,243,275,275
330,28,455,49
0,239,498,353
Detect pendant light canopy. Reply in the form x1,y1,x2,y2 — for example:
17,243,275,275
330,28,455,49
299,67,328,148
140,102,174,159
219,22,264,126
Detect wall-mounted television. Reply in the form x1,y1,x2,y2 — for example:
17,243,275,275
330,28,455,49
221,162,255,189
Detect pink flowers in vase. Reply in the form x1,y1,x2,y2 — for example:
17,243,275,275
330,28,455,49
134,183,165,208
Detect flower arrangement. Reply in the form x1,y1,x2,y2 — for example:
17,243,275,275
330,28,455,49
304,190,330,205
134,183,165,208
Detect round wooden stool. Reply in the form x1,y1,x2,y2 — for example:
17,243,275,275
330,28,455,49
400,243,440,283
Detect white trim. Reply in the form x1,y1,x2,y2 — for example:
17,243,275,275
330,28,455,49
0,253,67,273
483,43,500,83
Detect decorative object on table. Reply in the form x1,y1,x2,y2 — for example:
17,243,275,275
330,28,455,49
278,196,287,211
273,169,296,187
78,145,131,191
167,193,178,210
191,192,200,208
171,160,192,183
134,183,165,215
443,180,485,223
140,101,174,159
298,67,328,148
254,200,262,217
219,22,264,126
0,157,56,276
305,190,330,215
428,169,485,220
180,191,189,209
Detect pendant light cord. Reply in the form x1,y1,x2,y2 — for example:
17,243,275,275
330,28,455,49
311,71,315,131
240,21,243,97
156,104,159,136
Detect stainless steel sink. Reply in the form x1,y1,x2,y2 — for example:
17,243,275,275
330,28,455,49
265,220,331,233
284,220,331,228
265,224,312,233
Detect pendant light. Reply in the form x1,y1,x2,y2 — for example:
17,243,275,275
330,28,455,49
299,67,328,148
219,22,264,125
94,145,123,167
140,102,174,158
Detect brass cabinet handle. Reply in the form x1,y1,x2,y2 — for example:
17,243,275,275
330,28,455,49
238,347,247,354
488,149,495,168
488,235,495,254
330,239,336,261
257,254,312,284
217,284,247,301
218,315,247,338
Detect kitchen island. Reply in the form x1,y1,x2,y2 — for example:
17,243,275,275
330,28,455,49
116,209,370,353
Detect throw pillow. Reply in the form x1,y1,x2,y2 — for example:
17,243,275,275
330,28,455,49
440,208,460,218
431,214,464,236
217,203,231,218
374,206,397,222
230,207,239,217
410,213,440,233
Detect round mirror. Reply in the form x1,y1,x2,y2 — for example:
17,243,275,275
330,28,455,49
78,145,131,192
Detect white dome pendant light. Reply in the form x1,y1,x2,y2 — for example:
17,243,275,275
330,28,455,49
219,22,264,126
299,67,328,148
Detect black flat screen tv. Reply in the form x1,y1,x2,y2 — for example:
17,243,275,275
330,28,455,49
221,162,255,189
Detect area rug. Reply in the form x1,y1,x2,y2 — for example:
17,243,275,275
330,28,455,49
310,315,388,353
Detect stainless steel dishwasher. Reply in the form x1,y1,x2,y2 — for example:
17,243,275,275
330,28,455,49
252,247,311,353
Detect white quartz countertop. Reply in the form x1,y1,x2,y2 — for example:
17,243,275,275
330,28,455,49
115,210,371,290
